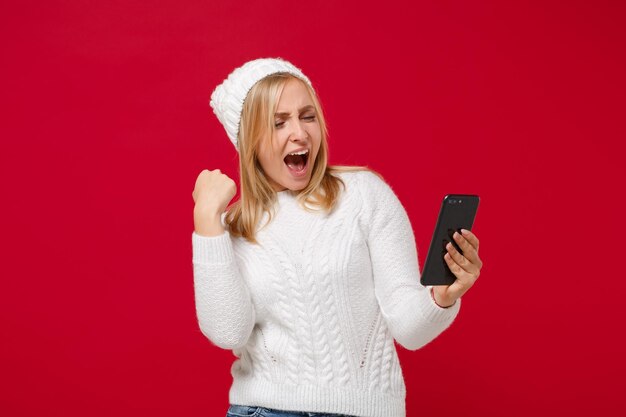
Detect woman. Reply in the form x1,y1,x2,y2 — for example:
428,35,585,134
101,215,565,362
191,58,482,417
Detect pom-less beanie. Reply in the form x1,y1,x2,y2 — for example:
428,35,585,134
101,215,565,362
209,57,313,152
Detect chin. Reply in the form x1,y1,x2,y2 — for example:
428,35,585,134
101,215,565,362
283,178,310,191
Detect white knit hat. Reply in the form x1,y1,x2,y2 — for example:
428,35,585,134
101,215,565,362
209,57,313,151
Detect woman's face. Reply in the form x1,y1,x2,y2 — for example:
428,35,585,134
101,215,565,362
257,77,322,192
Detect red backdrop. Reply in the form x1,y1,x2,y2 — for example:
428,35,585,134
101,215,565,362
1,1,625,416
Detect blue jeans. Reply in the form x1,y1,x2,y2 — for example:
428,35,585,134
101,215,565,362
226,404,358,417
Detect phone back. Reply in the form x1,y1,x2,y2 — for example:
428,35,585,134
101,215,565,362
420,194,480,286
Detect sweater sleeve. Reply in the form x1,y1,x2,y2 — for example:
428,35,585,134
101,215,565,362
191,230,255,350
358,171,461,351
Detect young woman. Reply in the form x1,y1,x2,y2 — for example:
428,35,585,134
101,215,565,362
191,58,483,417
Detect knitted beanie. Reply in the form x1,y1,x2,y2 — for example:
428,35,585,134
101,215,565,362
209,57,313,151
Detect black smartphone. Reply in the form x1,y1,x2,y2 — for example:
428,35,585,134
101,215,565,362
420,194,480,286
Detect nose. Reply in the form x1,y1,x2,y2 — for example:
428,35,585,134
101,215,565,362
288,119,308,143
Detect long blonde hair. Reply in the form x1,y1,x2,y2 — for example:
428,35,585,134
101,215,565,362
225,73,373,244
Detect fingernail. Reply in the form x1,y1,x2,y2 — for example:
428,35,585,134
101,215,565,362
461,229,469,235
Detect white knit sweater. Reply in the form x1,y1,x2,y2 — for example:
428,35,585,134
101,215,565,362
191,170,461,417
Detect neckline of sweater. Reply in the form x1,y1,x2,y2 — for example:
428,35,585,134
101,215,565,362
276,189,298,199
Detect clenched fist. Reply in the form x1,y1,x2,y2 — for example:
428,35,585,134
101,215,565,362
192,169,237,237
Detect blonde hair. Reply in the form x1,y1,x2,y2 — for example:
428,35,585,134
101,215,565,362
224,73,374,244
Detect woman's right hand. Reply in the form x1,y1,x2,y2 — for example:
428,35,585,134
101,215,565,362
192,169,237,236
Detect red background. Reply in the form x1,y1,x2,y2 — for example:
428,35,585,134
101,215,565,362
1,1,625,415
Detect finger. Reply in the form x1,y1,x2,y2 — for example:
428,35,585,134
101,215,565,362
446,242,479,275
444,251,479,290
452,232,480,264
460,229,479,251
443,254,476,296
444,251,467,279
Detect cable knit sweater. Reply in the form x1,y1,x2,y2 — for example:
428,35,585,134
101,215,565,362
191,170,461,417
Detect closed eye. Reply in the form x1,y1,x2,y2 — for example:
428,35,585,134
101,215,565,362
275,115,315,128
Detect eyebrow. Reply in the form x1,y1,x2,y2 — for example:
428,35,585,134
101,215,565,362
274,105,315,118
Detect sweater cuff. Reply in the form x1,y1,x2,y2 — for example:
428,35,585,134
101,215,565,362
191,230,235,265
417,285,461,323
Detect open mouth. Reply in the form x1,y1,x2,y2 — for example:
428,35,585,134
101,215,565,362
283,149,309,173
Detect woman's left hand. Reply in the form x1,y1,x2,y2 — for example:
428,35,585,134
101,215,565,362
432,229,483,307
